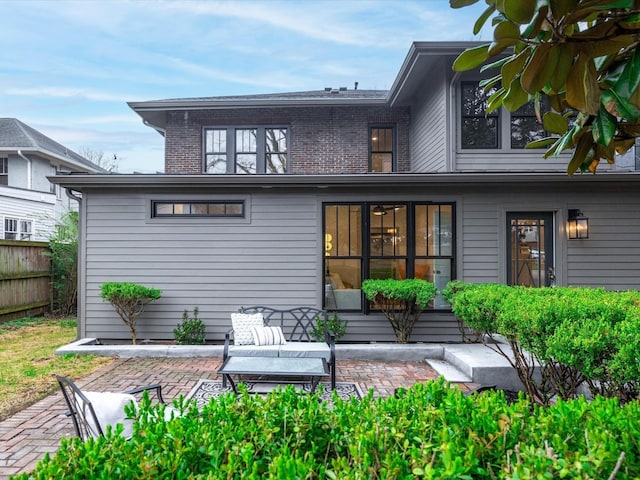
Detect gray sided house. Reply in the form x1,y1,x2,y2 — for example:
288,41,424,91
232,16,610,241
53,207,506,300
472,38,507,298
51,42,640,343
0,118,105,241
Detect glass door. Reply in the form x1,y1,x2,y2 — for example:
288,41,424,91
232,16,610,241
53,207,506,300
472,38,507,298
507,212,554,287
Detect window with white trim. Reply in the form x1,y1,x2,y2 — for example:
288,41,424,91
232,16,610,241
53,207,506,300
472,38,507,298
4,217,33,240
0,157,7,185
204,127,288,174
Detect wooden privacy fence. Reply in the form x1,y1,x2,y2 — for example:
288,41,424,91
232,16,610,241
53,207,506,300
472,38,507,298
0,240,51,323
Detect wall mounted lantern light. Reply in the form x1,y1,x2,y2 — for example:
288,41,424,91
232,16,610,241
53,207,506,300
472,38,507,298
568,209,589,239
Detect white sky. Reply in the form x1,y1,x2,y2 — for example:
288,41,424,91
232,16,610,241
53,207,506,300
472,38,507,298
0,0,491,173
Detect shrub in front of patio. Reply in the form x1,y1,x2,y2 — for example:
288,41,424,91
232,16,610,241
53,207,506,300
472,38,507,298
174,307,206,345
16,379,640,479
361,278,436,343
100,282,162,345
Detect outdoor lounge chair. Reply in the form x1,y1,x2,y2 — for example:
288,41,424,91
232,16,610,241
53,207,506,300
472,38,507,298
56,375,169,440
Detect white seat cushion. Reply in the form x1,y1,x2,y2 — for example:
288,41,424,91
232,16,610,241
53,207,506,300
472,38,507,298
278,342,331,360
231,313,264,345
227,344,281,357
83,391,137,438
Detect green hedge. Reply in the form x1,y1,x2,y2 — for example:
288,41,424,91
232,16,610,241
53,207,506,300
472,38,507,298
445,282,640,404
15,380,640,479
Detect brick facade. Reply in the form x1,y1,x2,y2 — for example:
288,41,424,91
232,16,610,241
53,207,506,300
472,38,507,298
164,106,410,174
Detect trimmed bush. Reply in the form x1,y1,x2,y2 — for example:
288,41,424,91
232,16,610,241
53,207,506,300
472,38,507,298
310,311,347,342
361,278,436,343
16,379,640,479
100,282,162,345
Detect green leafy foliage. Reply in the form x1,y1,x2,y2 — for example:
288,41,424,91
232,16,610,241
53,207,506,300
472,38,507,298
16,379,640,479
99,282,162,345
445,281,640,404
452,0,640,174
361,279,437,343
310,311,347,342
173,307,206,345
43,211,78,316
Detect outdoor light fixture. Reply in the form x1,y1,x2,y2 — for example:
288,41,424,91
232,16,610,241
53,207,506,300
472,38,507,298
567,209,589,239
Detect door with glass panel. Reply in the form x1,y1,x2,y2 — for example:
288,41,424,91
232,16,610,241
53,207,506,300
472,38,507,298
507,213,554,287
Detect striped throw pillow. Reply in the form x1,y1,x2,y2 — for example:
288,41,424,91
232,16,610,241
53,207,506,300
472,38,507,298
250,325,287,346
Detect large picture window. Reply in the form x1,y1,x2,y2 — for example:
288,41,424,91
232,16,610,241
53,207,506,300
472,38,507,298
204,127,288,174
323,202,455,311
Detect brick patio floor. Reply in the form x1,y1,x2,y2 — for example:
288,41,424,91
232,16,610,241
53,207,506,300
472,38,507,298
0,357,475,478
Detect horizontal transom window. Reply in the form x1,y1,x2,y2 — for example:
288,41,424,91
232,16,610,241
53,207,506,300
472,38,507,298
152,201,244,217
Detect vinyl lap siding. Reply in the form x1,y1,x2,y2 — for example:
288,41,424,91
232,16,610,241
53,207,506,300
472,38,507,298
460,197,500,283
83,192,319,341
411,59,448,172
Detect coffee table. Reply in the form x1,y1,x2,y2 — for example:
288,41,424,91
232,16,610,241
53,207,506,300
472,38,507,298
217,356,330,394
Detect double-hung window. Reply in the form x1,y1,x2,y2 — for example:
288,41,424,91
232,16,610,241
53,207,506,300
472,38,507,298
204,127,288,174
323,202,455,311
461,81,551,150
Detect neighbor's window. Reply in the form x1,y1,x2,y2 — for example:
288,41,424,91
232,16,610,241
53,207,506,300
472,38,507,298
370,127,394,172
152,201,244,217
4,217,33,240
204,127,288,174
0,157,7,185
323,202,455,311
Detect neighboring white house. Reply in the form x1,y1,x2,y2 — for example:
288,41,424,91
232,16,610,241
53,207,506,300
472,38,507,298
0,118,105,241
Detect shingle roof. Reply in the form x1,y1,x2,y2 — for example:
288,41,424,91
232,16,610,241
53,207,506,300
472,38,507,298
0,118,104,172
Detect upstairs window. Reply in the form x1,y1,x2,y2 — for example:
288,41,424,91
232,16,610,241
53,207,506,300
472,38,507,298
461,81,499,149
370,127,394,172
204,127,288,174
460,81,550,150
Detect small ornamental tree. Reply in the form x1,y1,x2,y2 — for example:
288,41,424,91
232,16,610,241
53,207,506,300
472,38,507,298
362,278,436,343
100,282,162,344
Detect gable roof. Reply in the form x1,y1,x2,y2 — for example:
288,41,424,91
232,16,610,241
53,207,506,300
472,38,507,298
0,118,105,173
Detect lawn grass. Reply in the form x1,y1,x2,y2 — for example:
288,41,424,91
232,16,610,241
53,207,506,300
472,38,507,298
0,317,113,421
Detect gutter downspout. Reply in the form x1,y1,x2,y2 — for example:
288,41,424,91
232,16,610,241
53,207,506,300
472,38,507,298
17,150,32,189
448,70,461,173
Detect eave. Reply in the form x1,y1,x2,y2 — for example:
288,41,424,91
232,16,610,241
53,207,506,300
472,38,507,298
48,172,640,192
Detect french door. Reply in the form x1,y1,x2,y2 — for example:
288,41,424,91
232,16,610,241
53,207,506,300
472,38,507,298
507,212,554,287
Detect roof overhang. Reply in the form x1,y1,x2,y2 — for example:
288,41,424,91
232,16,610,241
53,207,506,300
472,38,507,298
3,147,106,173
48,172,640,192
388,41,484,107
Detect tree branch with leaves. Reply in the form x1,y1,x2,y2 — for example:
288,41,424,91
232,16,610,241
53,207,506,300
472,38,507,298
451,0,640,174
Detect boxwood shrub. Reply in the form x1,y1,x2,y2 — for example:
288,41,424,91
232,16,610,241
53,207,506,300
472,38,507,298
14,380,640,479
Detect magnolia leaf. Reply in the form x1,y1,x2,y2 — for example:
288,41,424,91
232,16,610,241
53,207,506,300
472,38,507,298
453,44,491,71
614,48,640,99
479,74,502,91
566,132,594,175
602,89,640,121
501,49,528,86
592,104,617,146
503,76,529,111
480,56,510,73
486,87,508,114
489,20,521,55
620,11,640,28
549,0,579,18
550,43,575,93
566,53,600,115
474,4,497,34
502,0,536,24
527,137,559,149
614,138,636,154
543,111,568,134
587,158,600,173
522,6,548,38
450,0,480,7
521,43,559,93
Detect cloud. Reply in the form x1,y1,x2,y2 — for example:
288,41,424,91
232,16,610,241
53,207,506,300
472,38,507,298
6,86,132,103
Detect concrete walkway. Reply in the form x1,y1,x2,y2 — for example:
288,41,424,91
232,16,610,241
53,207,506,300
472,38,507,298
0,356,479,478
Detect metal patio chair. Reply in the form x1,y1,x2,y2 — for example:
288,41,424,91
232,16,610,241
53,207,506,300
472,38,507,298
56,375,166,440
